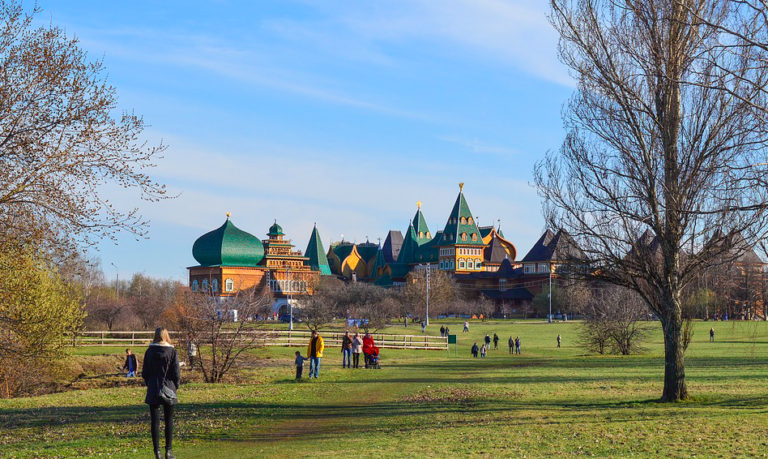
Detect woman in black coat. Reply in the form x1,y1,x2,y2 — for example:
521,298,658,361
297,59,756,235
142,327,181,459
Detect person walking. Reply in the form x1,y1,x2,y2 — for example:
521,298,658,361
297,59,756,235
186,334,197,368
471,341,479,358
307,330,324,379
123,348,138,378
463,321,469,332
142,327,180,459
493,333,499,350
421,321,426,333
341,331,353,368
484,334,491,350
352,333,363,368
508,336,514,354
480,344,487,358
557,334,562,348
440,326,445,337
710,327,715,342
445,326,450,336
515,336,521,355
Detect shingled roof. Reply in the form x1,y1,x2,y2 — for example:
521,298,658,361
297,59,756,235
436,184,485,247
484,234,509,264
382,230,404,263
412,204,432,245
303,224,331,275
522,229,584,262
397,222,420,265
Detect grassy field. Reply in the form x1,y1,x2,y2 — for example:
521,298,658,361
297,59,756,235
2,320,768,458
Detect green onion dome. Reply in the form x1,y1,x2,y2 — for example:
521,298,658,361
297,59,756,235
193,217,264,267
268,220,284,237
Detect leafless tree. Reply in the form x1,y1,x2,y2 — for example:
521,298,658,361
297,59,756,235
0,1,169,255
172,287,273,383
403,269,461,318
580,286,655,355
538,0,768,401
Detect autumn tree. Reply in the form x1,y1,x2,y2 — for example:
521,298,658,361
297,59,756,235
0,1,168,256
538,0,768,401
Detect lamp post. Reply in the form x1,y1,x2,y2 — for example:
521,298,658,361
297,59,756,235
111,263,119,300
420,264,430,326
548,262,552,323
287,266,293,331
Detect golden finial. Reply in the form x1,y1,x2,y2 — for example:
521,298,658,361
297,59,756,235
226,212,231,219
417,201,422,209
459,182,465,192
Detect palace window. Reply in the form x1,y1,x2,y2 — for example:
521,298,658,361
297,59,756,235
212,279,219,292
461,233,468,241
202,279,209,291
472,233,478,241
192,280,198,292
459,259,465,269
539,264,550,274
467,260,474,269
426,232,431,238
419,231,424,238
450,261,455,269
524,264,535,274
468,217,474,225
461,217,467,225
476,261,482,270
225,278,234,292
499,279,507,291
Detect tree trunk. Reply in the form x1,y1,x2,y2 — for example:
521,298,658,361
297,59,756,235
660,299,688,402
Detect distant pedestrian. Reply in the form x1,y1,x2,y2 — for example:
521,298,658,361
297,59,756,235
557,334,562,348
445,326,450,336
463,321,469,332
307,330,324,379
142,327,180,459
484,334,491,349
710,327,715,342
422,321,426,333
342,331,352,368
508,336,514,354
471,341,479,358
404,317,408,328
294,351,308,379
186,333,197,368
480,344,487,358
515,336,521,354
122,348,138,378
352,333,363,368
493,333,499,350
440,326,445,337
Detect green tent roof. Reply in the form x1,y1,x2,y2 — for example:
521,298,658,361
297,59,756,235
412,207,431,245
397,222,420,265
369,245,387,278
304,224,331,275
415,230,441,263
437,187,485,247
192,218,264,267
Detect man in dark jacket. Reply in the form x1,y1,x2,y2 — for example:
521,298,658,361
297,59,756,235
341,331,353,368
484,334,491,349
471,341,479,358
123,348,138,377
493,333,499,350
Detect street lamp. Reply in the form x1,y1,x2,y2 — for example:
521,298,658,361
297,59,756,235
548,263,552,323
420,264,430,326
287,266,293,331
110,263,119,300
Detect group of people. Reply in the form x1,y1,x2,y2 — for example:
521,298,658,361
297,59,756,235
439,325,452,337
294,330,381,379
471,333,521,357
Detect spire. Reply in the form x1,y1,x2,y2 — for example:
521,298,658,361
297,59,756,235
370,243,387,278
412,202,431,246
439,184,484,247
304,225,331,275
397,221,419,265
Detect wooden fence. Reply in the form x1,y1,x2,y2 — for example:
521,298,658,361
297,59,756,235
74,330,448,351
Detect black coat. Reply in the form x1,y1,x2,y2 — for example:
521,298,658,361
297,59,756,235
122,354,138,371
142,344,181,405
342,335,353,350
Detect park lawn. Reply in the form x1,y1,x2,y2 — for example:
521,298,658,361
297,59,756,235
2,320,768,458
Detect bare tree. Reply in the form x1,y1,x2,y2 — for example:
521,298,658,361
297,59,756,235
539,0,768,401
580,286,655,355
172,287,273,383
0,1,169,255
403,269,461,319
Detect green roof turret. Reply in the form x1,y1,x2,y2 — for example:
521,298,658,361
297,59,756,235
304,223,331,275
192,215,264,267
437,182,485,247
268,220,284,237
397,221,419,265
412,201,432,245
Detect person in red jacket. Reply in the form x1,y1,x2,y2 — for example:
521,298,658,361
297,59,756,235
362,332,375,368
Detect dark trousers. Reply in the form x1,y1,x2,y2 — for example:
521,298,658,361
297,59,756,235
353,353,360,368
494,341,498,349
296,365,303,379
149,403,174,452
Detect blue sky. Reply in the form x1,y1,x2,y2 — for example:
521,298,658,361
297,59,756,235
43,0,572,281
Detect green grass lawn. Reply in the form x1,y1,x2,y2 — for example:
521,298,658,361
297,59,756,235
2,320,768,458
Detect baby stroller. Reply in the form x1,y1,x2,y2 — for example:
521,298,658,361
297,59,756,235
366,345,381,369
